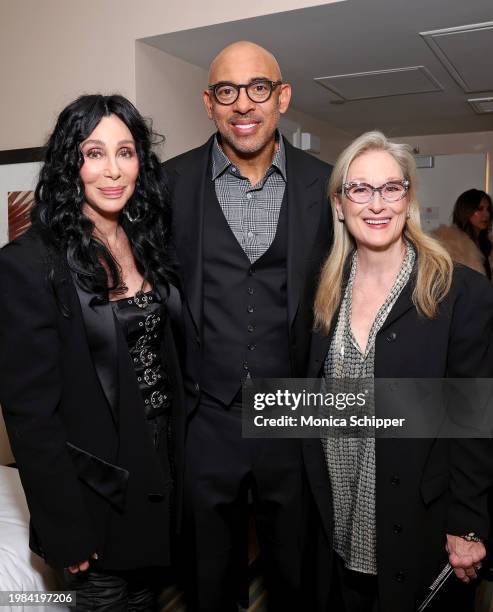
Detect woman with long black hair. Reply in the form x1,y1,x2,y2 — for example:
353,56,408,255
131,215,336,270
0,94,184,610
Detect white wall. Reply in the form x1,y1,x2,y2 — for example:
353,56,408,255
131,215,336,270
136,42,214,160
416,153,487,232
283,107,351,164
401,131,493,195
0,0,341,150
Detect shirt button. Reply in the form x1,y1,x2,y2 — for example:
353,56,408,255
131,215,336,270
386,332,397,342
246,193,252,199
391,475,400,486
393,524,403,534
247,305,255,313
247,324,254,332
231,167,237,173
247,287,254,295
395,571,405,583
243,362,249,371
248,344,256,351
247,231,254,238
248,267,255,276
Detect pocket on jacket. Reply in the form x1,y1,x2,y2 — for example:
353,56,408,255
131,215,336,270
66,442,129,512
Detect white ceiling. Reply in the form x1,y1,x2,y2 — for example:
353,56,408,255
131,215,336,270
142,0,493,137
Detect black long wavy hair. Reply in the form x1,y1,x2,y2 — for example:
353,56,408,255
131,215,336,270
453,188,492,279
32,94,174,299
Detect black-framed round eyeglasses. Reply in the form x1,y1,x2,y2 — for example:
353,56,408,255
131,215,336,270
341,179,410,204
208,80,282,105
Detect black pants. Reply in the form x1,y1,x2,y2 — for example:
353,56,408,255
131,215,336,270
61,565,165,611
330,553,378,612
182,396,307,611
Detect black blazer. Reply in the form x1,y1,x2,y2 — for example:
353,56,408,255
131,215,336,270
163,135,332,409
303,265,493,611
0,229,185,570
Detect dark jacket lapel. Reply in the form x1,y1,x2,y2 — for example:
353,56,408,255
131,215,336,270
378,269,415,334
167,138,213,338
71,273,119,424
284,138,327,328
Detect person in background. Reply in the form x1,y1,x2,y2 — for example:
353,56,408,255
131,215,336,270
164,41,332,611
303,131,493,612
433,188,493,279
0,94,184,611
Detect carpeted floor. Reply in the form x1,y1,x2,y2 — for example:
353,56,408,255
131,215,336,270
158,575,267,611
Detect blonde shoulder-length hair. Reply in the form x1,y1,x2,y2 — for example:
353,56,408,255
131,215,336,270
314,130,453,334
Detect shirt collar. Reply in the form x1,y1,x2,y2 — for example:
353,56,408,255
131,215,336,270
211,130,287,182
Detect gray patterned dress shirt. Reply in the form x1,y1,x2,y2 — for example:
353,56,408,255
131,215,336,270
322,242,415,574
211,134,287,263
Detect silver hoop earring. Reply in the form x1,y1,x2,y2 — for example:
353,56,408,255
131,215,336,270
123,207,142,223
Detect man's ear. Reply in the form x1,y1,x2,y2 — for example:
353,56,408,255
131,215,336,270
278,83,292,115
203,90,214,120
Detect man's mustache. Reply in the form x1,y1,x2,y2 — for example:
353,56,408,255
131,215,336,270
227,115,262,124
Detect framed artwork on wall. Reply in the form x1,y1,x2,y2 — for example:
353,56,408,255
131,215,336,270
0,147,45,247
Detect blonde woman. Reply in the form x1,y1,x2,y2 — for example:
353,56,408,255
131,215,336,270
302,131,493,612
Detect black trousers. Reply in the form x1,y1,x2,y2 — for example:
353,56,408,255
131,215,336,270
182,395,308,611
330,553,378,612
60,565,165,611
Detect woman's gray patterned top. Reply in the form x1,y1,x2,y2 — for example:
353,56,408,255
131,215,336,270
322,241,415,574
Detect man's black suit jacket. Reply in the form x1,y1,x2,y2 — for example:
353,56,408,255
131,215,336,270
0,228,185,569
303,265,493,611
164,134,332,409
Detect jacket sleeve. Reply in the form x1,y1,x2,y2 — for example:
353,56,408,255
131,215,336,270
0,239,98,568
445,267,493,538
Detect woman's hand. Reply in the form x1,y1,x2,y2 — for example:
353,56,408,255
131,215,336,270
446,534,486,582
66,552,98,574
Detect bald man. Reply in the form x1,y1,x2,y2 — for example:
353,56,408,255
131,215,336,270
164,42,332,611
